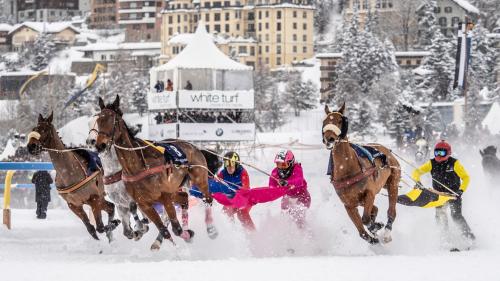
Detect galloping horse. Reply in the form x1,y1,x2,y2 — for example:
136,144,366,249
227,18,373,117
87,127,150,240
479,145,500,183
27,112,120,241
322,103,401,244
93,95,214,250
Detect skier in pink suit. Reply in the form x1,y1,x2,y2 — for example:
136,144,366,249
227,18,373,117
269,149,311,228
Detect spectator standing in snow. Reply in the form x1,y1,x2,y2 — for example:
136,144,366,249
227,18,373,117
32,170,53,219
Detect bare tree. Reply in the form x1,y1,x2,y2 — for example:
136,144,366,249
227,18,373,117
378,0,423,51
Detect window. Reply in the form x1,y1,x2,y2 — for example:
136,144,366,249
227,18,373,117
293,46,297,53
303,12,307,19
259,23,262,31
362,0,368,9
293,22,297,29
303,34,307,41
248,23,255,31
225,24,230,32
224,1,230,6
277,22,281,31
353,0,360,9
130,2,137,8
265,57,269,64
293,11,297,18
293,34,297,41
438,17,447,27
265,45,269,52
406,60,411,65
214,13,220,21
277,57,281,65
451,17,460,26
206,25,209,32
169,16,172,24
101,54,106,60
239,46,247,53
147,23,154,29
277,34,281,42
168,27,173,35
225,13,230,20
434,6,441,13
277,11,281,19
416,60,421,64
258,46,262,54
248,12,254,20
277,45,281,54
147,34,151,40
444,7,452,13
204,2,210,8
236,23,240,30
265,22,269,29
133,24,140,30
303,23,307,30
205,13,209,21
214,1,221,7
265,34,269,41
215,24,221,32
265,11,269,17
259,11,262,19
250,46,255,56
303,46,307,53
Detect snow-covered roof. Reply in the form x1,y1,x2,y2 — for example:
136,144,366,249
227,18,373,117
413,66,433,76
451,0,479,14
9,22,80,35
316,53,342,59
158,21,252,71
482,102,500,135
0,23,13,32
168,33,256,45
75,42,161,52
394,51,430,57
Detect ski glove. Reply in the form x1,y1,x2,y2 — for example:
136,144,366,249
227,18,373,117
279,179,288,187
455,190,463,198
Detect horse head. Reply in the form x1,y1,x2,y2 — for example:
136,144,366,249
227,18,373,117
27,112,55,155
94,95,123,153
482,145,497,156
322,102,348,150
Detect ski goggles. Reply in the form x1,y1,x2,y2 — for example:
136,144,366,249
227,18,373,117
434,149,448,157
276,162,290,169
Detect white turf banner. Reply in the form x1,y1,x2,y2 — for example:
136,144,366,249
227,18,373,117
179,123,255,141
148,92,177,110
148,123,177,140
178,90,254,109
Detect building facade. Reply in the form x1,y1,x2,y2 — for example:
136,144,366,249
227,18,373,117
0,24,13,51
0,0,18,23
89,0,118,29
317,51,429,102
160,0,315,69
417,0,479,39
9,22,80,50
118,0,164,42
17,0,81,22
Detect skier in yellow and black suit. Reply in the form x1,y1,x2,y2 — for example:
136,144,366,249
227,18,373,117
411,140,475,241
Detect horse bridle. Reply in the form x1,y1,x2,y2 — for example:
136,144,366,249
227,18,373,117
92,109,119,150
322,111,346,146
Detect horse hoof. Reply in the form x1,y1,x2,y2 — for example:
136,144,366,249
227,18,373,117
124,230,134,239
368,222,384,235
369,237,380,245
182,229,195,243
380,229,392,244
150,240,161,251
207,225,218,240
172,224,183,236
91,232,99,240
106,231,114,243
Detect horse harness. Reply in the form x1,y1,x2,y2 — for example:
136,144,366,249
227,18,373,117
103,170,123,185
56,153,101,195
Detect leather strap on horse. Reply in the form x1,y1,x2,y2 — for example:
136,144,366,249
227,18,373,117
121,164,171,183
103,170,123,185
57,171,100,194
331,166,377,190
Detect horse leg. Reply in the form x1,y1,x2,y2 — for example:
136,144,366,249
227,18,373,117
68,203,98,240
137,202,173,251
129,202,149,240
362,192,384,235
345,205,379,244
162,193,194,242
382,169,400,243
117,205,133,239
205,205,218,239
89,197,105,234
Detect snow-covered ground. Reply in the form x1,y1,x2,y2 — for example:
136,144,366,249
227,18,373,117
1,111,500,281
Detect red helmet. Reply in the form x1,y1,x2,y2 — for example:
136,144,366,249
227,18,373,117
434,140,451,162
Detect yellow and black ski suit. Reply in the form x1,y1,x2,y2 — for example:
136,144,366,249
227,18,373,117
412,157,474,239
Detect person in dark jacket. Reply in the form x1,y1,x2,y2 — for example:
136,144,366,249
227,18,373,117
32,170,53,219
412,140,475,241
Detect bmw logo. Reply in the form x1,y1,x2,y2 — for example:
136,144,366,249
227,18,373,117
216,128,224,136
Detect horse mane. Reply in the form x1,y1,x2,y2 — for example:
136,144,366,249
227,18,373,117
483,145,497,155
103,103,138,138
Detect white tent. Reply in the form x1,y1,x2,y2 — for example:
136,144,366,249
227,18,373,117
157,21,252,71
151,21,253,92
482,102,500,135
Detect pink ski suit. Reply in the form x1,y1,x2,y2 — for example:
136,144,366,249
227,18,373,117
269,163,311,228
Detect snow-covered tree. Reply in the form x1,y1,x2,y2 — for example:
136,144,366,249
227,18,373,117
350,101,375,138
417,0,438,47
313,0,337,35
129,76,149,116
27,33,57,71
261,87,286,132
416,6,454,102
469,21,498,93
283,79,317,116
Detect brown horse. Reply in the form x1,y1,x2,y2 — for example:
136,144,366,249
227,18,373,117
322,103,400,244
27,112,120,241
93,95,213,250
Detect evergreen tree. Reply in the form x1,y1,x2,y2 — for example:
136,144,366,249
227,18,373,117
469,21,498,92
417,4,454,102
261,88,286,132
350,101,375,138
283,79,317,116
417,0,438,47
313,0,337,35
28,33,57,71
